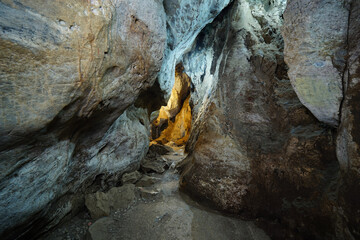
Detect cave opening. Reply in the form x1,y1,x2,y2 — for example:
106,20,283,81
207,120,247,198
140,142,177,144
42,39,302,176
150,63,192,151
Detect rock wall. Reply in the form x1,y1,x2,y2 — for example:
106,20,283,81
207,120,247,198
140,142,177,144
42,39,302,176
0,0,234,238
0,0,165,238
282,0,349,127
283,0,360,238
336,1,360,239
159,0,232,97
179,0,348,239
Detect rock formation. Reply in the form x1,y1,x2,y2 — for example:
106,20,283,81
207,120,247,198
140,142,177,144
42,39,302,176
0,0,166,238
159,0,232,96
1,0,360,239
282,0,348,127
336,1,360,238
151,64,192,146
180,0,359,239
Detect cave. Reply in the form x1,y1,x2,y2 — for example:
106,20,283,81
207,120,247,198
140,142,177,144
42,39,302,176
0,0,360,240
150,63,192,149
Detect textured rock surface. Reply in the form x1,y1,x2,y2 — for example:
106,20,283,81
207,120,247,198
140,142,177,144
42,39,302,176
1,0,360,239
85,156,270,240
336,1,360,239
85,184,136,219
0,0,166,141
151,64,192,145
121,171,142,185
159,0,231,97
0,105,151,239
180,0,342,239
86,217,115,240
0,0,165,238
282,0,349,126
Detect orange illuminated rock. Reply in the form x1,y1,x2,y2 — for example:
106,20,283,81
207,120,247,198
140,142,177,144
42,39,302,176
153,95,192,146
151,64,192,146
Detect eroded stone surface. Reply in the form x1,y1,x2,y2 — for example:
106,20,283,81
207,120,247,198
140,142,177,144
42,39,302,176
282,0,349,126
0,105,151,239
121,171,142,185
180,1,341,239
159,0,231,97
0,0,166,238
2,0,360,239
151,64,192,146
85,184,136,219
86,217,115,240
336,2,360,239
0,0,166,140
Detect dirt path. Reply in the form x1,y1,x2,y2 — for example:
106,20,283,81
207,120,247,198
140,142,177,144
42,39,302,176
44,148,270,240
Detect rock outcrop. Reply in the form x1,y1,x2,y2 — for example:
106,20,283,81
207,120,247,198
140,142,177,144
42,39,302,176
159,0,232,96
85,184,136,219
179,0,360,239
282,0,349,127
180,0,341,239
336,1,360,239
0,0,165,238
151,64,192,146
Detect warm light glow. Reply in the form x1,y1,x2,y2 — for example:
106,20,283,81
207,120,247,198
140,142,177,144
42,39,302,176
151,64,192,146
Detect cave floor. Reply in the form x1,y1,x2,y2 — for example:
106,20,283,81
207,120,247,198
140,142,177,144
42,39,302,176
44,148,270,240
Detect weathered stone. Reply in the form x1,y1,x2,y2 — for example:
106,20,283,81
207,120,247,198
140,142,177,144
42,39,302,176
138,187,160,199
152,95,192,146
282,0,349,126
180,1,340,239
85,184,136,219
86,217,115,240
336,2,360,239
141,157,167,174
136,175,161,187
0,0,166,237
85,166,270,240
148,144,173,156
2,0,360,239
159,0,232,97
151,64,192,144
122,171,142,184
0,0,166,142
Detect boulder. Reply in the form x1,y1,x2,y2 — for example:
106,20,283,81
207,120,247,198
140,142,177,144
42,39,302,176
141,157,168,174
136,175,161,187
282,0,349,126
85,184,136,219
86,217,115,240
122,171,142,185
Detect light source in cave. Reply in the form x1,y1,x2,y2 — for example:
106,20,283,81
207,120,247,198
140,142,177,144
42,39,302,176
150,63,192,147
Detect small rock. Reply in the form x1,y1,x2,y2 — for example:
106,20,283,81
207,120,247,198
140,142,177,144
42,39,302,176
136,175,161,187
148,144,173,155
141,157,167,173
138,187,160,199
121,171,142,184
85,184,136,219
86,217,115,240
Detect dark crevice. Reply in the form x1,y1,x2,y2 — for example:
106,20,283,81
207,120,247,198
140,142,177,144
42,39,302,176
338,1,353,129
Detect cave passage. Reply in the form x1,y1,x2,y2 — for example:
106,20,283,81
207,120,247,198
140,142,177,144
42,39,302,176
150,63,192,148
